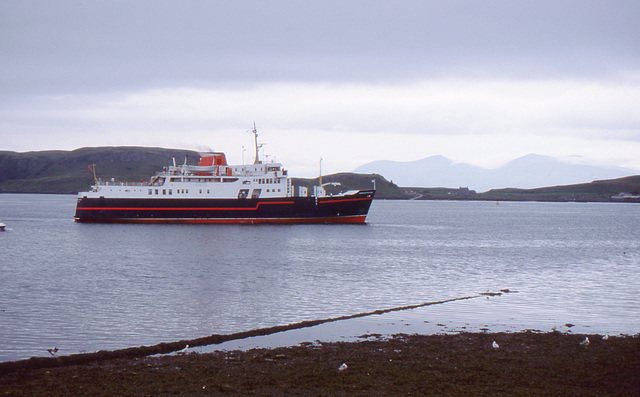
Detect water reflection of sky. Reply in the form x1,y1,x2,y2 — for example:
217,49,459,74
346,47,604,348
194,290,636,355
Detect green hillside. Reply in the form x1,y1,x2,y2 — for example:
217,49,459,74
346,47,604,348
478,175,640,202
404,175,640,202
0,147,200,194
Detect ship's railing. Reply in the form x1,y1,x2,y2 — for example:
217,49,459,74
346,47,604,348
165,163,288,178
96,180,149,187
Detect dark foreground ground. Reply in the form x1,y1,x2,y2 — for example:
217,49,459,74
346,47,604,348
1,331,639,396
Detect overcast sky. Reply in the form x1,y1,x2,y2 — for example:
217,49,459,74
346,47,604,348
2,0,639,177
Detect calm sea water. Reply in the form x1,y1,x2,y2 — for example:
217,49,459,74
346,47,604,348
1,194,639,361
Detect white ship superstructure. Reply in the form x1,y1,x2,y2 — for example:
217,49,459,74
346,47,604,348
86,153,303,200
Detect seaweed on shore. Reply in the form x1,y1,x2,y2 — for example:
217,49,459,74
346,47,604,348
1,331,639,396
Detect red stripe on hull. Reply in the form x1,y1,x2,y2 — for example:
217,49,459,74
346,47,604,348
74,215,368,224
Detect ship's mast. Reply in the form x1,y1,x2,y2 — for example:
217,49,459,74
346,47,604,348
88,164,98,185
252,122,263,164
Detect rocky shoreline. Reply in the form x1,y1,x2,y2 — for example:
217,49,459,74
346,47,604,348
1,331,639,396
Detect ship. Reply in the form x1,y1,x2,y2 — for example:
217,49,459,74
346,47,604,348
74,126,375,224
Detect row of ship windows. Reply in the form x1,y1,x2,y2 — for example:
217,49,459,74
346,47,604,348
169,177,238,183
149,189,195,195
255,178,282,184
165,178,281,184
148,188,282,196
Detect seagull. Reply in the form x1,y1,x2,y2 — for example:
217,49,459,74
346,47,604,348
602,335,609,340
580,337,590,346
338,363,348,372
492,341,499,349
177,344,190,354
47,347,58,355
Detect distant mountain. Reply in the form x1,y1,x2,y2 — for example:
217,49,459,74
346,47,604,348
353,154,639,192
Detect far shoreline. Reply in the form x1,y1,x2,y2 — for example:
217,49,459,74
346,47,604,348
1,191,639,204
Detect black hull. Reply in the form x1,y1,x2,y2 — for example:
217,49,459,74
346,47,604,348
75,190,375,224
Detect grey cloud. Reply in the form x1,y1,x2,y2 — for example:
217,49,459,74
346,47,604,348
2,0,639,96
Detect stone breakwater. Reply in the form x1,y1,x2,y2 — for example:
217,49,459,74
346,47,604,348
1,295,481,374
